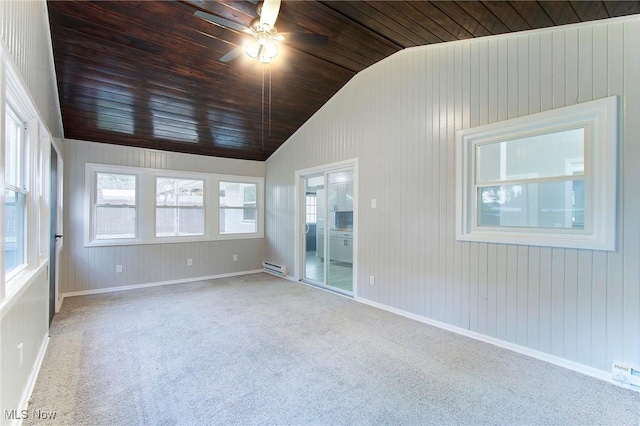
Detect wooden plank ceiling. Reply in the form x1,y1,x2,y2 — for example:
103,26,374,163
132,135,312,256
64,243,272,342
47,1,640,161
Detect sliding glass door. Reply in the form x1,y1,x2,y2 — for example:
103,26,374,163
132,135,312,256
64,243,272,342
301,168,354,295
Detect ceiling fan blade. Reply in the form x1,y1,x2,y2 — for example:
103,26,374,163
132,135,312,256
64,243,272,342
259,0,281,29
194,11,248,33
281,32,329,45
219,46,245,63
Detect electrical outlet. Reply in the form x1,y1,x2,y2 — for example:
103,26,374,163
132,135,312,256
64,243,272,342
369,275,375,286
116,265,123,273
187,258,193,266
233,254,238,262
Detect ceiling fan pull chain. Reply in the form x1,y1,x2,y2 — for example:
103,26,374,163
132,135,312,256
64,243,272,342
269,63,272,137
261,64,265,150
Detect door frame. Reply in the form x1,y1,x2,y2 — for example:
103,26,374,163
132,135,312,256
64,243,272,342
294,158,358,295
49,138,64,315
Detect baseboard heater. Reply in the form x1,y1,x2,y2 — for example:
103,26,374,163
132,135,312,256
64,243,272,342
262,261,287,277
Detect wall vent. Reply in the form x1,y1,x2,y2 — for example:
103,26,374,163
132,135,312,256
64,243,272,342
262,261,287,277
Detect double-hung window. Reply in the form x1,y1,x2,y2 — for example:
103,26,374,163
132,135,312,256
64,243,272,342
456,96,617,251
219,181,258,234
4,106,27,277
475,128,585,230
156,177,204,237
94,172,137,240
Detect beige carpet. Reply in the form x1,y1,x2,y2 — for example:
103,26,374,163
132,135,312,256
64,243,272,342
25,273,639,425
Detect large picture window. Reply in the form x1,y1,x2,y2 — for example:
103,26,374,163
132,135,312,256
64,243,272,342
456,96,617,251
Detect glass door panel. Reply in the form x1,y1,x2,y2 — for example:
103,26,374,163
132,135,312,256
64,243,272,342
326,170,353,293
303,174,324,284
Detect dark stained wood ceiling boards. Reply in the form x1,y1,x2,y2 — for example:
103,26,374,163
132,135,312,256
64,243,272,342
47,1,640,161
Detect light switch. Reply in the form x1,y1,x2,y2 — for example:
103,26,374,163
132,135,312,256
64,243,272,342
371,198,377,208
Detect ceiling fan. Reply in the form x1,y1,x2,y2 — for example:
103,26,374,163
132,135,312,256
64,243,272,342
195,0,329,64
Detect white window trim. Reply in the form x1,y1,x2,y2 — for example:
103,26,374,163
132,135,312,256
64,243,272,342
85,164,264,247
456,96,617,251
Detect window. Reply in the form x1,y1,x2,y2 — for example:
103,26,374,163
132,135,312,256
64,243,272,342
4,106,27,277
156,177,204,237
94,172,137,240
85,164,263,245
456,96,617,251
476,128,585,229
306,194,317,223
219,181,258,234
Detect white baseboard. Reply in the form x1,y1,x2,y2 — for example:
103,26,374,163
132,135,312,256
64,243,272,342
14,334,50,426
60,269,263,301
354,296,633,392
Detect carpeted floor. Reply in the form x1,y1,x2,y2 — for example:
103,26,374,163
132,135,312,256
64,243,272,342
25,273,639,425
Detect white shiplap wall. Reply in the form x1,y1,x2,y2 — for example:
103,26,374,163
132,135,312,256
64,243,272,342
1,0,63,417
265,16,640,375
61,140,266,294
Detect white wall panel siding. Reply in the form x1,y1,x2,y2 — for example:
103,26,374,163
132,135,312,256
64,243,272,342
61,140,265,294
0,0,63,138
1,0,62,416
265,16,640,375
0,268,49,416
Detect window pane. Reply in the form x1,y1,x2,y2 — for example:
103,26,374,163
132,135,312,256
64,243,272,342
155,207,176,237
5,110,22,187
243,208,257,222
476,128,584,183
220,182,257,208
156,207,204,237
96,206,136,239
156,178,203,207
478,180,585,229
156,178,176,206
97,173,136,205
306,195,317,224
243,185,256,204
220,208,257,234
5,189,26,273
178,208,204,235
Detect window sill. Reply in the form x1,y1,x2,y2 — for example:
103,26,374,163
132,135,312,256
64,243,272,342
84,233,264,247
0,262,48,320
457,228,615,251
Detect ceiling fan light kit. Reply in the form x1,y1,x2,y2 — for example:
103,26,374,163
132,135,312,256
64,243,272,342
195,0,327,64
244,22,281,64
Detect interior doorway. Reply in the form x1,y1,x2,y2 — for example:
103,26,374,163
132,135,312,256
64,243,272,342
298,161,356,296
49,145,61,325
